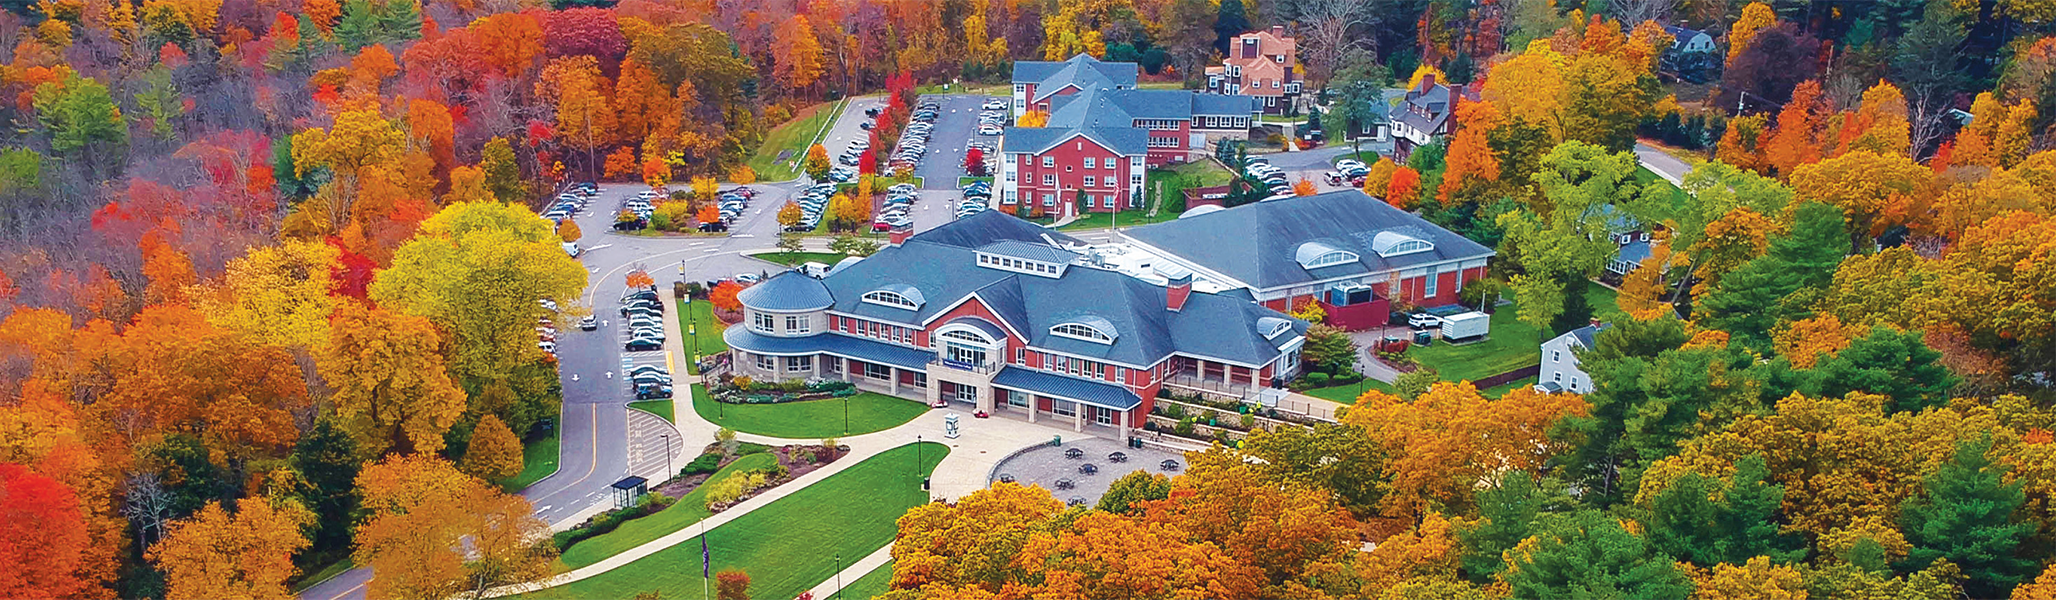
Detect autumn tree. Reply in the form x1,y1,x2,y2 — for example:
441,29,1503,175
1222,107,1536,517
317,302,467,456
481,137,527,202
773,15,825,93
709,280,743,312
149,498,312,600
557,219,582,243
803,143,830,181
462,414,524,481
197,240,340,349
1344,382,1587,521
715,569,750,600
776,201,803,229
353,455,554,600
0,464,96,599
1095,471,1172,514
1726,2,1776,67
370,201,586,381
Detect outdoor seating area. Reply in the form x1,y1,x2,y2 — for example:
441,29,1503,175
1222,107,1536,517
987,437,1183,506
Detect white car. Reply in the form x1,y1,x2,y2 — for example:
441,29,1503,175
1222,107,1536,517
978,124,1001,135
734,273,762,284
982,100,1006,110
1407,313,1442,329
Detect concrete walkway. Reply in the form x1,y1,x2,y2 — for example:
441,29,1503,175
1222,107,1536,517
803,543,895,600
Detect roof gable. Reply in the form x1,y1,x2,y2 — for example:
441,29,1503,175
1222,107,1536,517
1123,190,1494,291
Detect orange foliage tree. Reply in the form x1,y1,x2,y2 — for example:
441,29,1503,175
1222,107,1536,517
708,280,743,312
148,499,312,600
1343,382,1590,520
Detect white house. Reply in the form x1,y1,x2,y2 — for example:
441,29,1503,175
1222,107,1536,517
1535,321,1607,394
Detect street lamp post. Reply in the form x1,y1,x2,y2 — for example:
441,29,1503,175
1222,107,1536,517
661,433,673,479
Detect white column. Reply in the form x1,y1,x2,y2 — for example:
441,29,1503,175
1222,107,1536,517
1118,410,1129,442
1027,395,1037,423
889,367,899,395
840,357,851,382
1073,405,1083,432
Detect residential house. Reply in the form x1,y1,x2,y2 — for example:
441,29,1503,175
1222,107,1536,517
1011,54,1138,117
723,210,1309,438
1386,74,1479,163
1206,25,1302,115
1118,190,1495,331
1536,321,1607,394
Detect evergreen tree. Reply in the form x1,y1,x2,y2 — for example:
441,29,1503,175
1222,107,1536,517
1899,434,2035,597
292,419,362,566
1549,276,1594,335
1459,471,1546,584
1805,326,1958,413
148,435,232,521
1212,0,1249,55
1695,201,1849,349
1503,510,1694,599
333,0,381,51
375,0,421,44
1645,454,1801,568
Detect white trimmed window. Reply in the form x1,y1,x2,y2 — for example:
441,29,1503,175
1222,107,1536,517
785,356,809,373
1050,323,1115,344
752,312,774,332
861,290,919,310
754,353,776,371
785,315,809,334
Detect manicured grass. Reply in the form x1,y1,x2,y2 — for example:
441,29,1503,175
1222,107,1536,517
957,175,993,187
1136,81,1188,90
748,100,845,182
555,453,779,570
1481,377,1538,399
1406,286,1624,384
839,560,896,600
1300,378,1395,404
291,558,353,593
1054,208,1174,231
1259,114,1305,124
527,443,949,600
627,399,674,423
752,251,847,267
502,431,561,493
694,390,930,439
680,299,728,373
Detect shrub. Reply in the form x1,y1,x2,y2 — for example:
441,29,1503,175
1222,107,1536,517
716,427,739,455
1305,372,1332,387
703,471,769,509
1174,415,1196,437
679,452,723,476
1163,403,1185,419
552,492,677,552
1240,414,1255,430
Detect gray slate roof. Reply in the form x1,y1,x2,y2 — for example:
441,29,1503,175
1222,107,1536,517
980,240,1080,264
1123,190,1494,291
907,209,1078,249
724,327,933,370
1001,123,1149,156
737,270,835,311
1014,54,1139,100
993,366,1143,410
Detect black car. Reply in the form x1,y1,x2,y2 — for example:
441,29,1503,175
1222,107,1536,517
625,339,662,351
860,121,874,130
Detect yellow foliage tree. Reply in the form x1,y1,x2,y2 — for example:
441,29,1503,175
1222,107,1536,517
318,302,468,456
353,455,553,600
1787,150,1932,239
1727,2,1777,66
1773,314,1863,368
1357,512,1463,591
692,175,719,201
197,240,340,350
728,165,756,184
149,499,312,600
1687,556,1808,600
1017,110,1050,128
461,414,524,481
1343,382,1590,520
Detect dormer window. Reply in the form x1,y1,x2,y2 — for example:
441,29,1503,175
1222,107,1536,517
861,285,924,310
1370,231,1434,258
1050,317,1117,344
1258,317,1293,339
1295,241,1359,269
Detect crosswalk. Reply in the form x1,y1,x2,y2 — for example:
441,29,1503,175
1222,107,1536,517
614,313,673,398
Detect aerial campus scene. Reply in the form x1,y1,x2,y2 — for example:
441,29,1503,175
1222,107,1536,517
4,0,2056,598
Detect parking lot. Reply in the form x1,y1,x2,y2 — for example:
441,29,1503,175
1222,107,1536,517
913,94,998,190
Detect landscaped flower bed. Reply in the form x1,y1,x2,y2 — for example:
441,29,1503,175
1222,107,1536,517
708,375,859,404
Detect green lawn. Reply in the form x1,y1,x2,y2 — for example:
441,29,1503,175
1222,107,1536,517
1481,377,1538,399
839,560,896,600
694,390,929,439
753,251,848,267
747,100,845,182
556,453,779,569
957,176,993,187
680,299,728,374
1055,208,1175,231
501,431,560,492
1406,286,1623,384
1144,160,1237,216
1300,378,1395,404
525,443,949,600
627,399,674,423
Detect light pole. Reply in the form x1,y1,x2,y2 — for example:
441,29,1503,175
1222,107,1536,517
843,393,850,434
835,552,843,599
661,433,672,478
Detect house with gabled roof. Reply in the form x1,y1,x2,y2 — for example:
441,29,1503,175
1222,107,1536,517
1387,73,1480,163
1118,190,1494,330
1206,26,1302,115
722,210,1309,438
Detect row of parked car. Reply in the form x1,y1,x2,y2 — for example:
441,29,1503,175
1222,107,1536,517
621,286,666,353
871,182,917,232
542,183,597,222
783,182,841,232
616,189,663,229
1242,157,1299,200
975,99,1007,135
886,101,941,173
826,139,864,183
707,186,757,232
537,299,563,357
956,180,992,219
1324,158,1371,188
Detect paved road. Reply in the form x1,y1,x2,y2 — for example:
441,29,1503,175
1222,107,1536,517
914,94,997,190
1634,142,1693,186
820,96,885,178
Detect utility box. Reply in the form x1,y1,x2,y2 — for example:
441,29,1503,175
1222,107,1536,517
1440,311,1490,342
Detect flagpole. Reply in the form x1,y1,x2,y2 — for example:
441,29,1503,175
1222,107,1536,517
701,518,710,600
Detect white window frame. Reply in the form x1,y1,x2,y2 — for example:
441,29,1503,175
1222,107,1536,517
1041,156,1055,168
785,356,809,373
785,315,810,334
1050,323,1114,344
752,312,775,333
754,353,777,372
861,290,919,310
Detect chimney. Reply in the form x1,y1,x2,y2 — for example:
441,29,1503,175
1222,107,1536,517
1419,73,1436,91
1166,273,1193,312
888,225,913,246
1589,317,1602,329
1270,25,1285,38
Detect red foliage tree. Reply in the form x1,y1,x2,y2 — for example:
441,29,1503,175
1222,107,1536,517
541,7,627,68
709,280,744,313
0,464,95,600
963,147,985,176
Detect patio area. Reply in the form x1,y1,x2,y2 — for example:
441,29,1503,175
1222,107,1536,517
986,437,1185,507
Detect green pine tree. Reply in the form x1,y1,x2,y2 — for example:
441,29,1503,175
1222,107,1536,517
375,0,422,44
1212,0,1249,55
1805,326,1958,413
1898,434,2035,598
1503,510,1695,599
1695,201,1849,349
1459,471,1546,584
333,0,381,52
291,419,362,566
1645,453,1801,567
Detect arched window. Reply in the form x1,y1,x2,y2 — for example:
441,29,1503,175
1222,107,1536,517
1050,322,1115,344
861,289,921,310
938,329,992,344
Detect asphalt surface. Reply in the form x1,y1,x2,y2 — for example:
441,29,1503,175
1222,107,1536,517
913,94,998,190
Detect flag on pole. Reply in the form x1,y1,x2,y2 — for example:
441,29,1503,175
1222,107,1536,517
701,534,711,578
